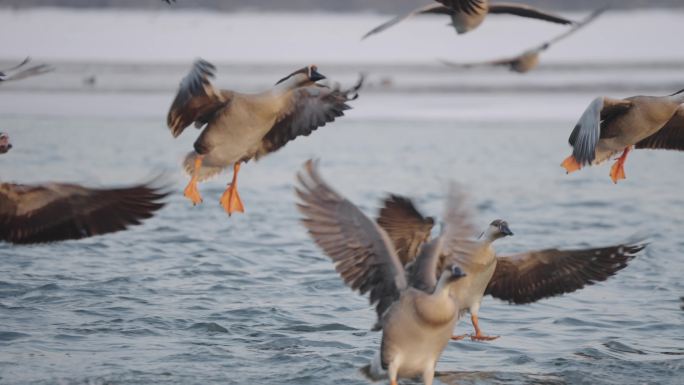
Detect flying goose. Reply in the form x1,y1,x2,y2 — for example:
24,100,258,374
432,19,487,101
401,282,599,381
0,179,168,244
362,0,574,40
376,185,646,341
0,57,53,83
0,132,11,154
440,7,606,74
562,89,684,183
167,59,362,216
296,160,469,385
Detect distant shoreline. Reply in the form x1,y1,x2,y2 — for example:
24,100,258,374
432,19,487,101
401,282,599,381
0,0,683,13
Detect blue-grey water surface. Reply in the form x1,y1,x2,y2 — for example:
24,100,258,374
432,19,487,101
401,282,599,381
0,63,683,384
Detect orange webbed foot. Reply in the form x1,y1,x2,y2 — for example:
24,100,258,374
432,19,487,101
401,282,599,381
183,179,202,205
451,334,467,341
561,155,582,174
609,147,631,184
219,183,245,216
609,161,626,184
471,333,500,342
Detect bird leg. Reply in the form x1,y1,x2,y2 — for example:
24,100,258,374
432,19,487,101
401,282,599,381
609,146,631,184
561,155,582,174
469,314,499,341
183,155,203,205
219,162,245,216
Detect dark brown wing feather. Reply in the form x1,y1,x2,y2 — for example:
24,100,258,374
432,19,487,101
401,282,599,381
295,160,407,329
0,180,168,245
258,76,362,158
488,2,574,25
438,0,487,15
376,195,434,266
167,59,231,138
485,242,646,304
635,107,684,151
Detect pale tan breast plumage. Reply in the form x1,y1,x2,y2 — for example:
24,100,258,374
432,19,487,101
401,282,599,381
595,96,682,162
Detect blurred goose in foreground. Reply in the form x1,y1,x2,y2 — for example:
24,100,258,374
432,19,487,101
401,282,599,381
378,185,646,341
362,0,574,39
562,89,684,183
440,7,605,74
0,57,53,83
0,132,11,154
167,59,362,216
296,160,469,385
0,179,168,244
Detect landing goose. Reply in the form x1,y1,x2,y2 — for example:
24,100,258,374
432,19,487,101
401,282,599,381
0,57,53,83
440,7,605,73
562,89,684,183
376,185,646,341
362,0,574,39
0,179,168,244
296,160,468,385
0,132,11,154
167,59,362,215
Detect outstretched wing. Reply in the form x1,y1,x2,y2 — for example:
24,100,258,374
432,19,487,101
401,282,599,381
167,59,231,138
437,183,480,270
0,179,168,245
488,2,574,25
361,3,452,40
376,194,435,266
485,242,646,304
258,76,362,157
0,58,53,83
636,105,684,151
296,160,406,329
568,97,633,166
540,6,607,49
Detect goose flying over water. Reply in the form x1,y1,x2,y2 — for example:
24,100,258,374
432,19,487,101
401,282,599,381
0,57,53,83
0,179,168,244
440,7,606,74
362,0,574,39
167,59,362,216
296,160,469,385
0,132,11,154
562,89,684,183
369,185,645,341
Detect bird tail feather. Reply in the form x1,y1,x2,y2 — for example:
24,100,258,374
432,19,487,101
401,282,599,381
182,152,226,182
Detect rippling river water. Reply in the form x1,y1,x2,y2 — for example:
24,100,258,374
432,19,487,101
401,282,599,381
0,61,683,385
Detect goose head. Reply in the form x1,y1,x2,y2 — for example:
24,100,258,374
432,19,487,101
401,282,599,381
436,264,468,291
480,219,513,242
275,65,326,87
446,265,467,282
0,132,12,154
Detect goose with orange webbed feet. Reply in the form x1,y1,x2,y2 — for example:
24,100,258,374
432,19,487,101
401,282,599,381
562,89,684,183
167,59,362,216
